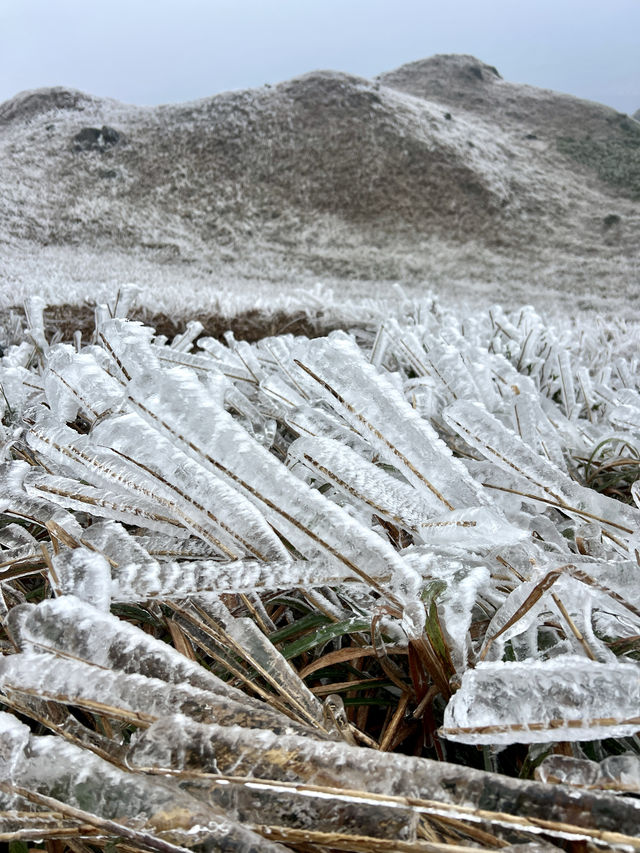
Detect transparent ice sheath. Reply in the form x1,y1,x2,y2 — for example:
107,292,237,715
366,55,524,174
0,711,286,851
441,655,640,744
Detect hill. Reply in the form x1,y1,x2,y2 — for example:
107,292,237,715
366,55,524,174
0,54,638,318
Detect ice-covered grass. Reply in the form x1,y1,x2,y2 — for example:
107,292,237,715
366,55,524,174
1,289,640,850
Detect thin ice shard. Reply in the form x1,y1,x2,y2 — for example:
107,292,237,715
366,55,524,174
285,403,373,454
421,340,486,405
96,318,160,380
512,391,567,471
152,344,232,388
480,567,639,664
441,655,640,744
403,551,490,671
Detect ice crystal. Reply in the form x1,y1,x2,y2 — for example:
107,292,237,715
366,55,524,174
2,297,640,848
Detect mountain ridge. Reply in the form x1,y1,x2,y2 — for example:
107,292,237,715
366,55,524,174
1,54,638,317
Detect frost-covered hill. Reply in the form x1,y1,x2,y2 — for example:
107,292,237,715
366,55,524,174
0,54,639,318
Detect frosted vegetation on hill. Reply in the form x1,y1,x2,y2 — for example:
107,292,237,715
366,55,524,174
1,288,640,850
1,54,639,319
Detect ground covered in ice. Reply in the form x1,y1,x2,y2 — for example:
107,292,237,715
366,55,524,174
1,289,640,851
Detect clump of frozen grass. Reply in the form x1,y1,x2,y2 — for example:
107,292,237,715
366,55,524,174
1,292,640,851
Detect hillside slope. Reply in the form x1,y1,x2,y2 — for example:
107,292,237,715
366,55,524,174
1,54,638,317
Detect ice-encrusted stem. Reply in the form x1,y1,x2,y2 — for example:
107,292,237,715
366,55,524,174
440,655,640,744
443,399,640,536
0,651,320,738
123,364,421,608
0,713,287,852
291,336,488,511
127,714,640,843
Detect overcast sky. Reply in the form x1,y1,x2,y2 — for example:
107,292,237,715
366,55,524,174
0,0,638,114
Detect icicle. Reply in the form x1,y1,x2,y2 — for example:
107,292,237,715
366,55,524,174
444,400,640,537
288,434,443,525
170,319,204,351
23,295,48,353
441,655,640,744
291,336,489,511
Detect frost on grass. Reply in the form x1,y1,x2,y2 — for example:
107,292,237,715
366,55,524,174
1,296,640,848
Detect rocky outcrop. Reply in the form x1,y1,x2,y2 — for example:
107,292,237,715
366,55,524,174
72,125,122,152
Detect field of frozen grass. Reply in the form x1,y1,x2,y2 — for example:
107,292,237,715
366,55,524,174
1,288,640,851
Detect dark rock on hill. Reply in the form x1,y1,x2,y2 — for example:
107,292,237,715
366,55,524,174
72,125,122,152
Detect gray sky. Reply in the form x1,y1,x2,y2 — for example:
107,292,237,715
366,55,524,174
1,0,639,113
